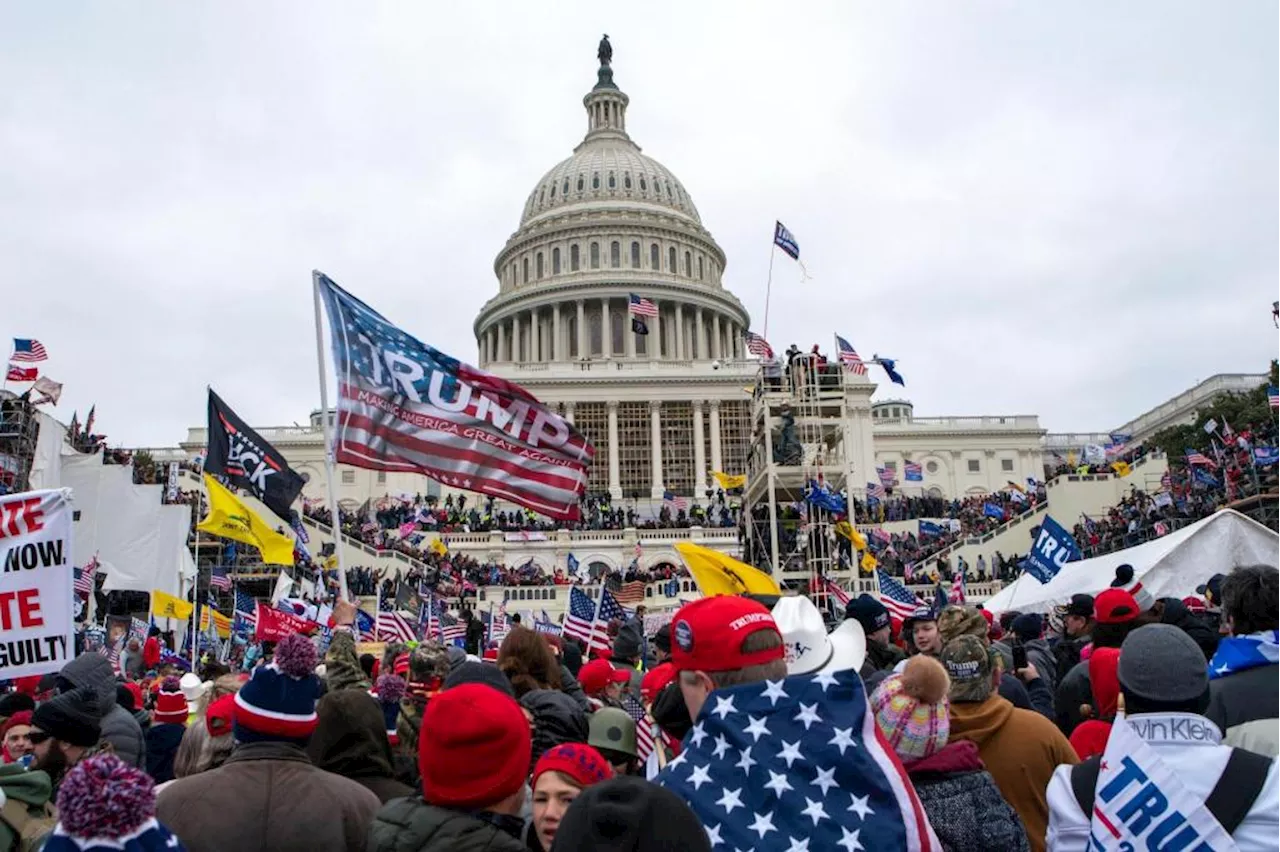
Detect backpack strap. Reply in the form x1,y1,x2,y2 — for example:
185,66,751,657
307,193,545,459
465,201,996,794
1204,747,1273,835
1070,755,1102,816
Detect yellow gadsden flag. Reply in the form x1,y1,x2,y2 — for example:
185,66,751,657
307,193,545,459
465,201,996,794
833,520,868,552
1111,461,1132,478
152,589,193,620
198,473,296,566
860,551,878,574
199,606,233,639
712,471,747,491
429,537,448,557
674,542,781,598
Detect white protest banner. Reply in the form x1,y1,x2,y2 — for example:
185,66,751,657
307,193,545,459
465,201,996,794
166,460,179,502
1089,715,1238,851
0,489,75,678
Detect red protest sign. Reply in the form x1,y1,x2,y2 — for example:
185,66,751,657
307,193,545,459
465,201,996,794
253,602,319,643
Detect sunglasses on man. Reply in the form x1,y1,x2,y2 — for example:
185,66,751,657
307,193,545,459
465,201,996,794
26,730,51,745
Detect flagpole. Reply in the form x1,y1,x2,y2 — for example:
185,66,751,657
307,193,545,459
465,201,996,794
312,270,351,602
762,243,776,340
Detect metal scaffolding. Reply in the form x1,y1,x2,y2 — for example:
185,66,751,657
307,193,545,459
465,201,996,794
0,392,41,494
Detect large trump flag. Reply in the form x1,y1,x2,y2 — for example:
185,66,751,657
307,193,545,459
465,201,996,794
316,273,593,520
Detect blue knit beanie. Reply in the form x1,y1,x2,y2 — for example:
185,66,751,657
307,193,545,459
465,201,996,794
233,633,321,745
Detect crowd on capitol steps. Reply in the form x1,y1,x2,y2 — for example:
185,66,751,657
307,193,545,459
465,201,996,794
0,560,1276,851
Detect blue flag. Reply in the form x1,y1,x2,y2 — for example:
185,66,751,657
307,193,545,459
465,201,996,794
1021,515,1081,584
1192,468,1219,488
918,520,942,538
805,480,846,515
1253,447,1279,467
657,671,935,850
877,357,906,386
982,502,1005,520
773,221,800,260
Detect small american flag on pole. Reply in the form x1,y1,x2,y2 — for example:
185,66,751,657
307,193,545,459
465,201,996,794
877,568,925,620
949,570,966,604
866,481,887,500
1184,449,1217,469
823,578,851,608
1268,385,1279,410
210,563,232,591
11,338,48,363
835,334,868,375
662,490,688,512
743,331,774,359
73,557,99,596
563,586,600,647
628,294,659,317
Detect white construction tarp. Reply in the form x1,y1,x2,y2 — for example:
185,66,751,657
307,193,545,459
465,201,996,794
984,509,1278,615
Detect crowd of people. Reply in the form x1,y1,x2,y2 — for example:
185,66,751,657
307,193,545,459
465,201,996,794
2,560,1275,851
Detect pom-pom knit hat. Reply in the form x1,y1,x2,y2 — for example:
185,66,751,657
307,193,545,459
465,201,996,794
233,633,321,745
375,674,407,746
870,655,951,762
152,678,188,726
43,753,186,852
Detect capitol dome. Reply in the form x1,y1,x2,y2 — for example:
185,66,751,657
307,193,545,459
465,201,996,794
474,38,749,371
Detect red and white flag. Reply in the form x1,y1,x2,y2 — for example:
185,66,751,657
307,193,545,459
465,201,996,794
6,364,36,382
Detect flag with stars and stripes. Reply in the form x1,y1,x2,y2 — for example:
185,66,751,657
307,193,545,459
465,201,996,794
663,490,688,512
1184,448,1217,469
835,334,868,376
744,331,775,359
316,272,593,521
376,611,416,644
209,562,232,591
657,670,937,851
877,569,925,620
562,586,599,647
233,588,258,635
823,579,851,608
73,556,99,597
866,481,887,500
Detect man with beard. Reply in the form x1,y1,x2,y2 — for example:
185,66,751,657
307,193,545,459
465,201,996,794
29,687,102,796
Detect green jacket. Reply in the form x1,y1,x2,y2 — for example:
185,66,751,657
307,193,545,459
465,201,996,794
0,763,54,852
324,631,370,693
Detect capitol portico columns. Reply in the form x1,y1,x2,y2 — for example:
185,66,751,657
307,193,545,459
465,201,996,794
512,315,521,363
675,304,685,359
607,401,621,499
712,314,722,359
649,400,664,499
497,323,507,363
601,298,612,358
693,401,706,493
696,308,706,360
576,300,586,358
709,400,723,475
553,305,562,361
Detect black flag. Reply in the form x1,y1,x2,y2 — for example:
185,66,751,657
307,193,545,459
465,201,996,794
631,316,648,335
205,389,305,523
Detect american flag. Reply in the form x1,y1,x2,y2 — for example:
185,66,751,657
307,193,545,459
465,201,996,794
866,481,887,500
657,670,938,851
588,589,628,655
210,563,232,591
377,611,416,644
628,294,659,317
662,490,688,512
356,608,377,642
1269,385,1279,410
877,467,895,487
744,331,775,359
613,580,647,606
877,568,925,620
1185,448,1217,469
73,556,99,596
438,606,467,644
835,334,868,375
234,588,258,634
949,570,966,604
488,603,511,644
317,273,593,522
904,461,922,481
823,578,851,608
562,586,599,647
11,338,48,363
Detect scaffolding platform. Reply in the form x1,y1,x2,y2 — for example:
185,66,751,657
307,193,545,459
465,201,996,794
0,392,41,494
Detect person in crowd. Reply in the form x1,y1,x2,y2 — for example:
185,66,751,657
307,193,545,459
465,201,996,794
553,776,712,851
498,627,563,699
607,622,645,702
871,656,1030,852
117,683,151,734
307,687,414,804
443,661,516,696
1157,595,1221,660
1197,571,1226,631
905,607,942,656
1005,612,1059,693
0,693,35,731
395,642,451,767
520,686,589,774
1047,624,1279,851
56,653,145,768
1,711,33,764
540,635,589,712
0,749,53,851
942,635,1078,852
370,683,530,852
464,609,485,656
164,693,236,792
143,626,163,672
1109,563,1156,618
649,624,672,666
41,753,186,852
939,607,1050,718
156,633,380,852
586,707,640,776
528,743,614,851
1050,593,1094,683
177,673,207,722
119,637,146,681
847,594,905,689
28,688,103,798
144,677,188,784
1206,563,1279,756
1066,648,1119,760
323,616,372,692
576,659,629,709
1054,587,1142,736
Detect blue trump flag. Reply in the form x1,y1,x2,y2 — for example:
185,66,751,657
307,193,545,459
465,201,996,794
657,670,937,850
805,480,846,515
877,357,906,386
1021,515,1081,584
1192,468,1220,488
982,502,1005,520
918,520,942,538
773,221,800,260
1253,447,1279,467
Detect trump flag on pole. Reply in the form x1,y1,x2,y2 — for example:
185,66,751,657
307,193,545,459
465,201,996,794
1021,515,1081,584
317,273,594,521
0,490,75,679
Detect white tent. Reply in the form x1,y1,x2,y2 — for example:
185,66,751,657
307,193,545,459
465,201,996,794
983,509,1278,615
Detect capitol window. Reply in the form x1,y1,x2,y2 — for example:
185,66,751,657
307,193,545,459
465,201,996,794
697,256,704,280
571,244,580,271
522,257,529,284
630,242,640,268
589,312,603,355
376,471,386,484
610,241,620,268
590,242,600,269
549,183,555,199
564,178,570,195
684,251,692,277
536,252,544,279
668,246,677,272
538,188,544,204
592,172,600,189
926,461,939,474
608,172,616,189
577,176,584,192
341,470,355,485
639,176,647,191
552,247,561,274
1001,459,1014,472
611,311,625,355
967,459,980,473
624,173,632,190
650,243,659,269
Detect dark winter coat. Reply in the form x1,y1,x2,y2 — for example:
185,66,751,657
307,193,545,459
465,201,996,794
1206,662,1279,757
156,740,381,852
1159,597,1220,661
1052,634,1089,684
57,652,146,768
369,798,525,852
1054,660,1091,736
557,663,590,712
307,689,415,804
144,722,186,784
519,689,588,771
906,740,1031,852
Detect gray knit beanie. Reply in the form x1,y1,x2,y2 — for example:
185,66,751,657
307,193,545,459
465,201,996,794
1117,623,1209,703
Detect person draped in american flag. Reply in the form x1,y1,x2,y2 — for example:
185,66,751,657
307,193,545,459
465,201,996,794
657,596,939,850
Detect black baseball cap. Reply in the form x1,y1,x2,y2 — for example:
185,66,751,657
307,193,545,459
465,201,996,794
1064,593,1094,619
1196,574,1225,607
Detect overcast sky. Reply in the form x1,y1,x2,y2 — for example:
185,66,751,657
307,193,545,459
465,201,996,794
2,2,1275,447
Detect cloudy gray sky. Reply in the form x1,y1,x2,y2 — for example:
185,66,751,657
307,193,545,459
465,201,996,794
2,1,1275,447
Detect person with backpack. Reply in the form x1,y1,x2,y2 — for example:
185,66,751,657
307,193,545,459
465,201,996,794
1046,624,1279,851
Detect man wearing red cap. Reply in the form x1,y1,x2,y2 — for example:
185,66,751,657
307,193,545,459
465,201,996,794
370,683,530,852
1053,588,1142,736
